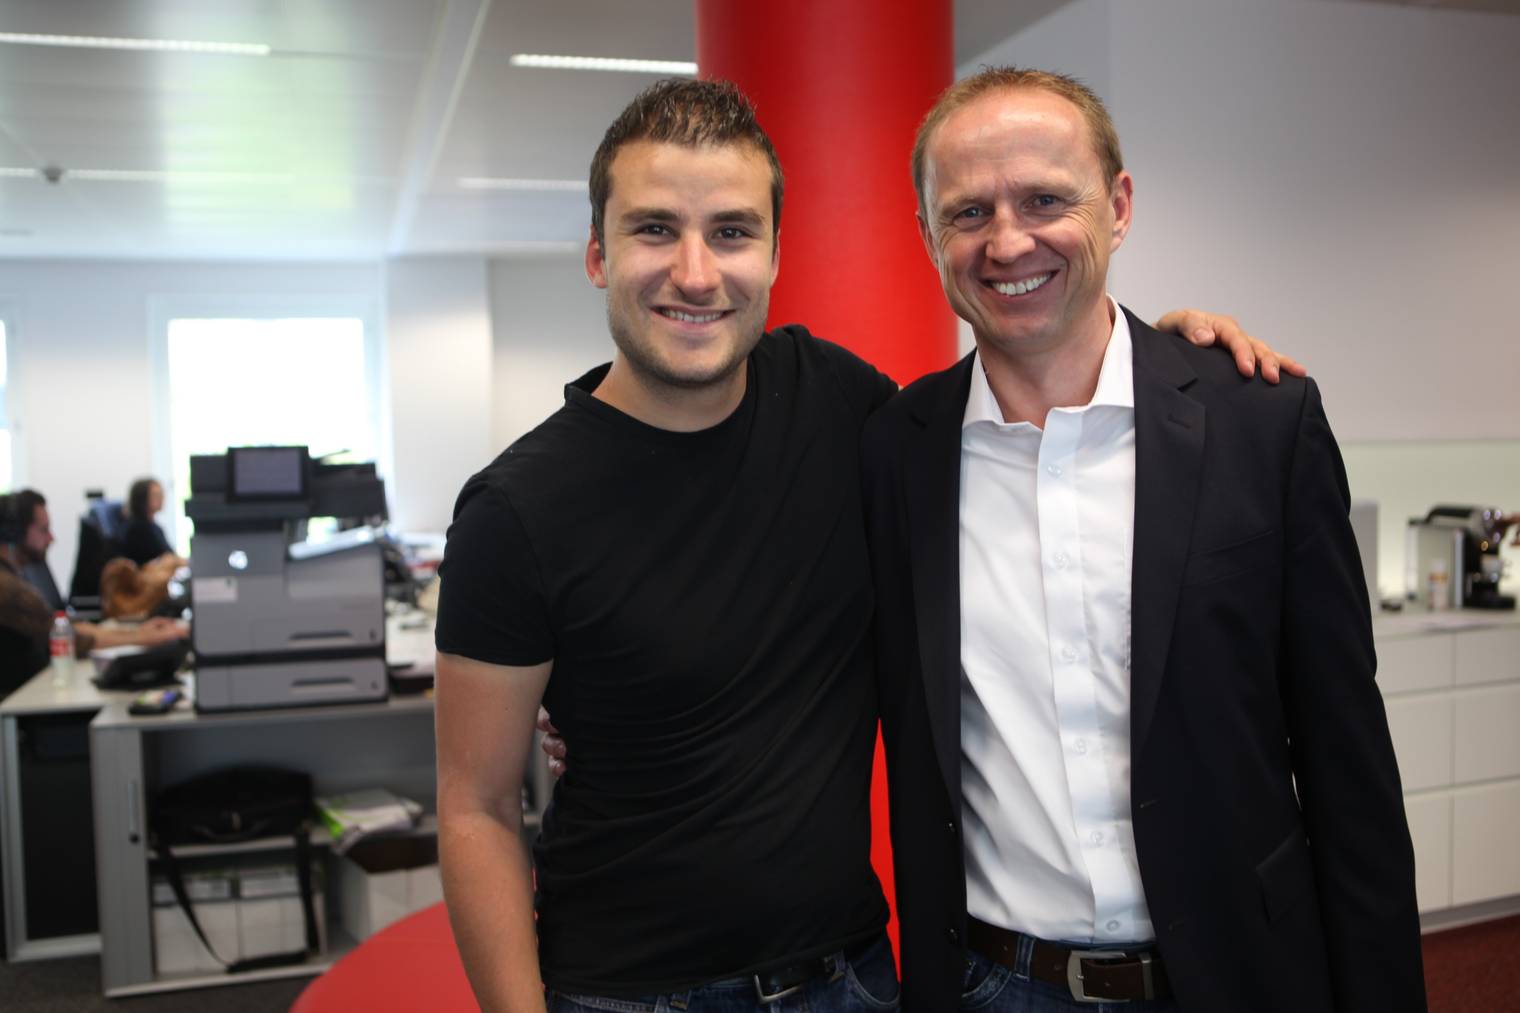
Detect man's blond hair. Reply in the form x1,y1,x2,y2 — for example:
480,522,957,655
911,67,1124,210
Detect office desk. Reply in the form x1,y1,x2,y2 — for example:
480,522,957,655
0,658,126,961
2,609,450,967
92,689,440,996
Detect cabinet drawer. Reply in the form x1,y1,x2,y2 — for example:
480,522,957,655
1453,684,1520,782
1451,781,1520,905
1404,794,1451,914
1377,634,1454,695
1454,628,1520,688
1384,697,1452,791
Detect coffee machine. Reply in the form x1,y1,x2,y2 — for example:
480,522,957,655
1409,505,1517,610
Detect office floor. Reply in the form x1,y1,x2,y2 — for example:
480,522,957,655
1,915,1515,1011
0,954,306,1012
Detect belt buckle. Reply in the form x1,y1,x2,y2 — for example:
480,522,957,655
1065,948,1129,1004
753,975,805,1005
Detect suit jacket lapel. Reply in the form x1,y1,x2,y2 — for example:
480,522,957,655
1128,313,1205,758
905,353,976,808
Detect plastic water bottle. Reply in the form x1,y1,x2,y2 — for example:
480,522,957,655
49,611,75,686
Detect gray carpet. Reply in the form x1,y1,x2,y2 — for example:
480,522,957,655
0,954,307,1012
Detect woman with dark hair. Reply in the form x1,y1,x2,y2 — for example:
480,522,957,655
120,477,179,566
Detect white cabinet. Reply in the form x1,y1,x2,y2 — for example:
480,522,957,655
1373,612,1520,926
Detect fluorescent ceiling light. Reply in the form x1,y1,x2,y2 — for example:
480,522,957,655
458,177,588,192
0,31,269,56
0,166,292,184
510,53,696,75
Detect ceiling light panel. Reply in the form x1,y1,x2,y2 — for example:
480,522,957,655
509,53,696,75
0,32,270,56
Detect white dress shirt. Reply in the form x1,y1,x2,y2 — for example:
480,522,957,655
958,300,1153,944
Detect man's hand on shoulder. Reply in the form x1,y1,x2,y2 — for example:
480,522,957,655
1157,308,1308,384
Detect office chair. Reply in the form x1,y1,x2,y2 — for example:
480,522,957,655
68,494,127,614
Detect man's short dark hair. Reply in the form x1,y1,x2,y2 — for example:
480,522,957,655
127,478,156,520
589,78,785,247
1,488,43,545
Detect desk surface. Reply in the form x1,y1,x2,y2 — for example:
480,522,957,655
2,610,437,719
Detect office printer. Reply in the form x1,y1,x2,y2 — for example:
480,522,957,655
185,446,389,711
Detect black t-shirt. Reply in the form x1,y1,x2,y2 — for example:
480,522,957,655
436,325,897,996
121,517,173,566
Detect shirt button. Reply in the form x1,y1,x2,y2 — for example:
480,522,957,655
1090,830,1104,845
1047,463,1062,476
1107,919,1121,932
1074,738,1088,755
1053,551,1069,569
1061,646,1077,663
947,927,960,944
947,821,957,836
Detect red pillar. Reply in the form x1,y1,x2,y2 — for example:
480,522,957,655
697,0,958,956
696,0,957,386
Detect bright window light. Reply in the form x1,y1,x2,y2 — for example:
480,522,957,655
509,53,696,75
166,317,373,552
0,32,269,56
0,321,9,493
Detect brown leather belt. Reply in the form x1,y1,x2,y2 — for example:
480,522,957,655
968,916,1171,1003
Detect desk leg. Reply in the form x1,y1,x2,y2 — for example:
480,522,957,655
1,715,24,959
92,724,152,993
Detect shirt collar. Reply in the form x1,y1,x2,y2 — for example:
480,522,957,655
963,295,1134,428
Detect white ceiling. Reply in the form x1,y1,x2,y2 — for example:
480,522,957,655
2,0,1513,262
0,0,1057,261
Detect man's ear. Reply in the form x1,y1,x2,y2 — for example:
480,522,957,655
770,229,781,285
585,224,609,289
1109,172,1134,251
916,210,938,267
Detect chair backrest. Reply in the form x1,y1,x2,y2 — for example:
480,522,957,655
69,510,126,606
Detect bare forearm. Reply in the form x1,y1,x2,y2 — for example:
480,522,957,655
440,809,545,1013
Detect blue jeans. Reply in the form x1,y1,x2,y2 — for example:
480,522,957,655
960,940,1181,1013
546,934,900,1012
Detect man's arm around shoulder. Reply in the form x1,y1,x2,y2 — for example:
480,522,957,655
436,651,552,1013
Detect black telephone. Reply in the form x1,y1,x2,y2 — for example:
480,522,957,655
94,638,190,689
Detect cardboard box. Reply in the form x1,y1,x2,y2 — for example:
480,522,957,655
338,835,442,940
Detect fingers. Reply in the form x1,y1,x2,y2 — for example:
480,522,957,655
539,731,567,779
536,706,559,735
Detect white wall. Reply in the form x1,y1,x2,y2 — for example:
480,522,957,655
383,257,494,532
966,0,1520,443
488,254,612,453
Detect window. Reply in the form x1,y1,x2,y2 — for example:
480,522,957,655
161,315,379,553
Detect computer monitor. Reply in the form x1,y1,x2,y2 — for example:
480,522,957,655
227,446,309,502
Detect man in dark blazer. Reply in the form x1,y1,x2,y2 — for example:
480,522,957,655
863,68,1424,1011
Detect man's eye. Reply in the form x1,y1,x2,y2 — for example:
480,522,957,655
715,226,751,241
637,223,673,236
954,206,986,221
1031,195,1061,209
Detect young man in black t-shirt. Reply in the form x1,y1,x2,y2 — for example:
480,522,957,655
434,79,1291,1013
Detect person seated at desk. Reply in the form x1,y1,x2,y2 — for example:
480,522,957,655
6,488,66,612
0,493,186,696
120,477,183,568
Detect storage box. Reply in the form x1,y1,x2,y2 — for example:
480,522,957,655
151,858,325,975
338,835,442,940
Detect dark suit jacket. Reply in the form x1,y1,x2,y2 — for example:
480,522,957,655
861,310,1425,1012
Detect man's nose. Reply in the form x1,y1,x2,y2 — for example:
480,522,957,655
671,235,720,296
985,209,1035,262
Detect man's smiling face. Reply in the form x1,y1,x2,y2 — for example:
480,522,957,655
587,139,780,392
917,86,1131,359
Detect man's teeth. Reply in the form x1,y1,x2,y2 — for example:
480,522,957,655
660,309,724,323
992,273,1052,297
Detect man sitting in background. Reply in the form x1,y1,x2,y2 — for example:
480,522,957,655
0,492,185,697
